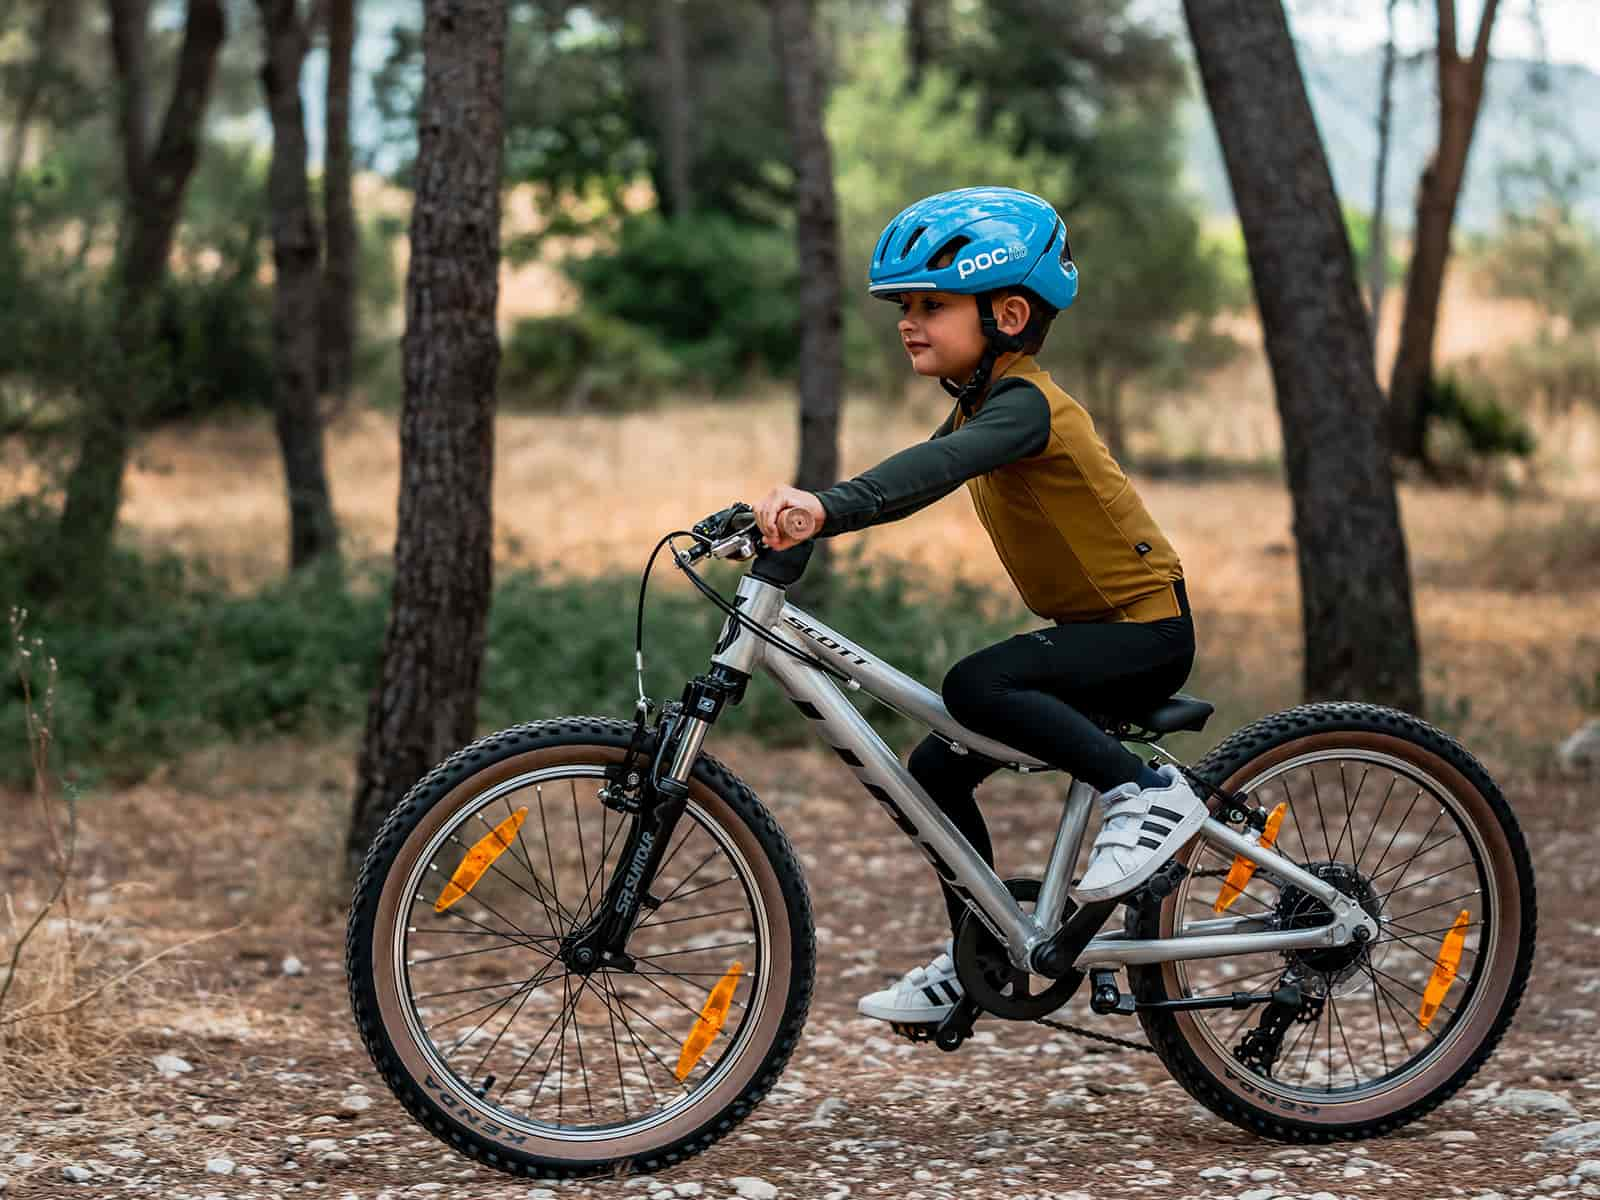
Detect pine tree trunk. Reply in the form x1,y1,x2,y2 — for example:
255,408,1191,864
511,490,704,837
1367,0,1398,346
1388,0,1501,460
258,0,340,569
650,0,693,218
1183,0,1422,712
51,0,224,597
771,0,842,610
347,0,507,879
319,0,357,395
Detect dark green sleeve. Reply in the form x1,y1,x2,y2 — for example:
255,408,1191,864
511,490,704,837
813,379,1051,536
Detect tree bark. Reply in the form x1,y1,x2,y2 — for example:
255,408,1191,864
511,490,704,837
1367,0,1399,346
905,0,945,92
347,0,507,879
50,0,224,596
1183,0,1422,712
319,0,357,395
1388,0,1501,460
771,0,842,607
648,0,693,218
258,0,341,570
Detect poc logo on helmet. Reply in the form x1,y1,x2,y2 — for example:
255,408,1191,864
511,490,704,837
956,247,1010,280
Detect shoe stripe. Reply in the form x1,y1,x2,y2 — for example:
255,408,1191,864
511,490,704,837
922,985,944,1005
940,980,961,1003
1149,804,1185,822
1141,819,1171,836
1137,836,1163,849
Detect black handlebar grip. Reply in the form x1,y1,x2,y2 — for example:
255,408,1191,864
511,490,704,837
751,539,815,587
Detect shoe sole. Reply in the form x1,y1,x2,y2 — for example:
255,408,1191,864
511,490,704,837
857,998,957,1022
1070,799,1211,905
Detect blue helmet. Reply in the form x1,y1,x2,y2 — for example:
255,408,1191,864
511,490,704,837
867,187,1078,312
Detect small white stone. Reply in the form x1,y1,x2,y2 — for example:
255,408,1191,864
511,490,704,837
1132,1159,1155,1171
1538,1175,1569,1190
1199,1167,1231,1179
53,1101,83,1114
206,1158,237,1175
311,1116,340,1126
338,1094,374,1116
729,1178,778,1200
153,1054,193,1076
1248,1168,1283,1181
1237,1188,1278,1200
1433,1130,1478,1142
671,1187,703,1198
0,1173,8,1192
1548,1124,1600,1153
1493,1088,1579,1118
306,1139,340,1153
1307,1193,1343,1200
62,1166,94,1183
1577,1163,1600,1179
199,1115,237,1129
1469,1193,1507,1200
281,955,306,976
317,1151,351,1166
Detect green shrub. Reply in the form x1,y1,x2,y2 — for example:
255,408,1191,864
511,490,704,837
3,537,1029,783
499,311,684,411
564,211,800,388
1425,372,1536,459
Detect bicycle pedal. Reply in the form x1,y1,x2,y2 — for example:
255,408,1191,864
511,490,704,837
889,1020,938,1044
1127,859,1189,908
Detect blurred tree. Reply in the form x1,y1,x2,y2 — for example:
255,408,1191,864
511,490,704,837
2,0,88,189
47,0,226,599
256,0,340,569
1184,0,1423,711
1367,0,1401,344
349,0,507,878
319,0,357,395
904,0,947,92
772,0,843,605
1389,0,1502,463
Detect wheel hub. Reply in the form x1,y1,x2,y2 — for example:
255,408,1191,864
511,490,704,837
1275,861,1383,994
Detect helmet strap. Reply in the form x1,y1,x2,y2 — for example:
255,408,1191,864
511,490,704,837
942,293,1028,418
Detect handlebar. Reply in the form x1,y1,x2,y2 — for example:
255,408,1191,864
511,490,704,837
678,501,816,567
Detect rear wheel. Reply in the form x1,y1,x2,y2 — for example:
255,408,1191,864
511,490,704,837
346,717,815,1178
1128,702,1536,1140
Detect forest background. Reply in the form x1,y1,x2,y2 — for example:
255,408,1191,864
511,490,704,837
0,0,1598,1174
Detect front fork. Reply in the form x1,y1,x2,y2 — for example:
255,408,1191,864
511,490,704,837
564,665,748,970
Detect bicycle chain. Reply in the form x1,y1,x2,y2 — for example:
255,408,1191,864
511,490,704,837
1033,1014,1157,1054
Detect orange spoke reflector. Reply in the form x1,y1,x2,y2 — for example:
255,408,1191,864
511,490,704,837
434,807,529,914
674,960,744,1081
1418,909,1471,1030
1215,801,1287,913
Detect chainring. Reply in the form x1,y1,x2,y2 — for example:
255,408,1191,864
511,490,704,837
954,878,1084,1020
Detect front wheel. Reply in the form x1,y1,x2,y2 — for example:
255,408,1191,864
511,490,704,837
346,717,815,1178
1128,702,1536,1141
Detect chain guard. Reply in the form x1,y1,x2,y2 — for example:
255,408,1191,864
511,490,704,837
954,878,1084,1020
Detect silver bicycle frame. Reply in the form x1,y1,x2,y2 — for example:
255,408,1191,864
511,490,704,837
695,571,1378,973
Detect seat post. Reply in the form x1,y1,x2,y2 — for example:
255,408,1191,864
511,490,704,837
1035,778,1097,939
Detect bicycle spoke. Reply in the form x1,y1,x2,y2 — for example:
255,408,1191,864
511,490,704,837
1368,787,1423,879
1309,767,1333,861
570,966,596,1122
601,971,630,1119
636,905,748,932
655,847,724,909
499,966,586,1098
598,973,660,1109
1368,832,1461,882
536,784,566,931
1371,971,1391,1073
572,781,594,923
1386,887,1481,925
1329,993,1360,1087
1377,861,1477,903
1331,765,1366,864
652,874,737,909
605,989,698,1093
1368,963,1457,1024
634,939,755,961
1281,777,1314,866
1353,776,1399,873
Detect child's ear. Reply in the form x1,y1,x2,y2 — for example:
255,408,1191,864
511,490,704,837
998,293,1031,336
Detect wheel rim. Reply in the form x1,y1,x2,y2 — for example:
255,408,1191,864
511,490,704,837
388,765,773,1140
1167,747,1500,1105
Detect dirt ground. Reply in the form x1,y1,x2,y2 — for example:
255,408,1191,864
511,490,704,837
0,725,1596,1200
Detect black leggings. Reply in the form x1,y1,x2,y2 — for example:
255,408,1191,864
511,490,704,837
909,580,1196,937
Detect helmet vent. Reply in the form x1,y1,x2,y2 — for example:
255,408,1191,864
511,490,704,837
901,225,928,259
928,235,970,270
1042,221,1058,255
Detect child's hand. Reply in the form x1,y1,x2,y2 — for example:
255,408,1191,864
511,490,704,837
754,487,825,551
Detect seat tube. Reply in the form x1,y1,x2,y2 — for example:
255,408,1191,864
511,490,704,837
1036,778,1097,934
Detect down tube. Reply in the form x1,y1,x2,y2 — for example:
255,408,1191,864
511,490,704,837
762,649,1039,961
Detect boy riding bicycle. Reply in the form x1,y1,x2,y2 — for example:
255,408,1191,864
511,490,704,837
753,186,1204,1028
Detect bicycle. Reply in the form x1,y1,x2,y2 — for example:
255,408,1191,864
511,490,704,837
346,501,1536,1180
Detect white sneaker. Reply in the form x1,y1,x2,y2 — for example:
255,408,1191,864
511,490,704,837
1073,764,1209,903
857,941,963,1023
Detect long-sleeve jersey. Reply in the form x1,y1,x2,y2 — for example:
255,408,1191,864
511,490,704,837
813,356,1185,624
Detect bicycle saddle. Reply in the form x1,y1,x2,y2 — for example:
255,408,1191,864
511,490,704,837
1110,692,1214,735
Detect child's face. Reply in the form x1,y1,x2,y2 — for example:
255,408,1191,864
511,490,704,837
896,292,988,380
